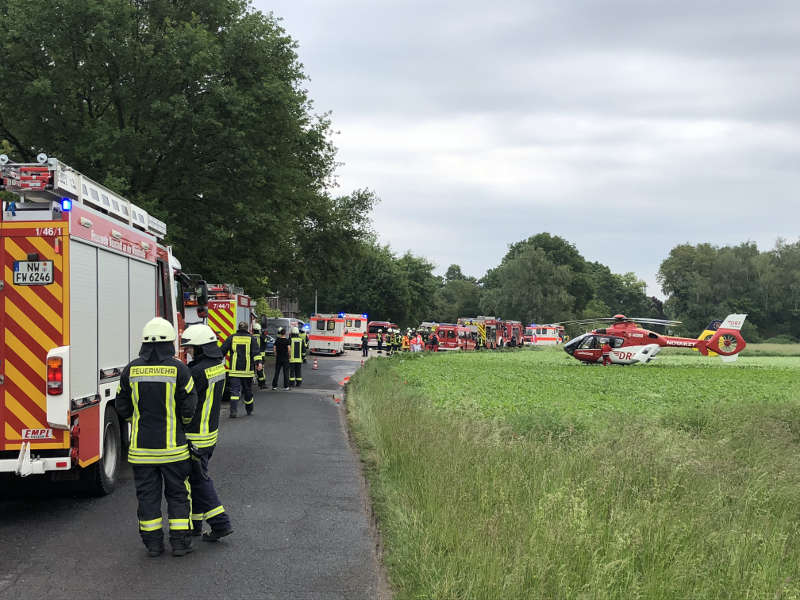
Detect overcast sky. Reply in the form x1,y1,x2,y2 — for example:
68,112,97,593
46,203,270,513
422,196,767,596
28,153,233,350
255,0,800,298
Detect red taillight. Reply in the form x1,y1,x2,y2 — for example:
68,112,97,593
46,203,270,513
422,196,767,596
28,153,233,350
47,356,63,395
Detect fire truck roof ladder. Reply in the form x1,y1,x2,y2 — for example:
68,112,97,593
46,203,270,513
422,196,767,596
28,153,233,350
0,154,167,239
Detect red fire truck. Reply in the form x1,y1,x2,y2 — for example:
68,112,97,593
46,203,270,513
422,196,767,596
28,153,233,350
367,320,397,348
502,320,523,346
433,324,460,350
0,155,202,494
203,283,254,367
458,316,503,349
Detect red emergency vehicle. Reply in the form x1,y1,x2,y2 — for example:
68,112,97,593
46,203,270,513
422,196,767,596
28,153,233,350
0,155,201,493
502,320,523,346
433,324,459,350
367,320,397,348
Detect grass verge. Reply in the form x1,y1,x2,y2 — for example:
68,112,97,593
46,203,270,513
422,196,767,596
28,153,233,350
348,351,800,599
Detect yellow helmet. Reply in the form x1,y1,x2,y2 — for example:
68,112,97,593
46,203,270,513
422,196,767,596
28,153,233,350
252,322,261,333
291,326,300,334
180,324,217,346
142,317,176,343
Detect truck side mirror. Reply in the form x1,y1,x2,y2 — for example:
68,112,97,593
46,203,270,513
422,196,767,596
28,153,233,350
197,280,209,307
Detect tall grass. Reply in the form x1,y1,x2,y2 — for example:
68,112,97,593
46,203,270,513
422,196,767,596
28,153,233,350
348,353,800,599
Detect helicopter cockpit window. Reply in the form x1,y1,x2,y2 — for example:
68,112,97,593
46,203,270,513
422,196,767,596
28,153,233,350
611,337,625,348
578,336,598,349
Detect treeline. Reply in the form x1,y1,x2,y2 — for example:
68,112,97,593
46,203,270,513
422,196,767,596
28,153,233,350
0,0,373,296
658,239,800,342
309,233,664,331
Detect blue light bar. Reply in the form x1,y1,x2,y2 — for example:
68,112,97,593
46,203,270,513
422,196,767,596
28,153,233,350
60,197,72,212
362,313,368,319
338,312,345,318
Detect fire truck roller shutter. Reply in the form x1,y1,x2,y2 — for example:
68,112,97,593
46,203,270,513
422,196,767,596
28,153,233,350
129,260,156,360
98,251,129,372
69,241,99,400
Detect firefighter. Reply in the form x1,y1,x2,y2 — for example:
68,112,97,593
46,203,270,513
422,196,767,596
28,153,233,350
430,330,440,352
289,326,303,386
219,321,262,418
401,332,410,352
377,328,383,354
300,326,309,363
116,317,198,558
180,324,233,542
272,327,290,390
361,331,369,357
253,322,267,389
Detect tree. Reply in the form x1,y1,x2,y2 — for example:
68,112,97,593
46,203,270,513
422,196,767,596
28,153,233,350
0,0,360,296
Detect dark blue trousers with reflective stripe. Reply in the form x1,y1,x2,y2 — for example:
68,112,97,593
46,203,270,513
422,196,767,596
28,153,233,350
189,446,231,533
133,460,191,544
229,376,253,415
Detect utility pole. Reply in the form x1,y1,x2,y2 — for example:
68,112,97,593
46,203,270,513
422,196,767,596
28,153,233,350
314,289,318,316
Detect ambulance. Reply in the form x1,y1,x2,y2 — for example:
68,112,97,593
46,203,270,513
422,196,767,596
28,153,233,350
524,324,565,345
340,312,368,349
0,155,201,494
309,313,345,355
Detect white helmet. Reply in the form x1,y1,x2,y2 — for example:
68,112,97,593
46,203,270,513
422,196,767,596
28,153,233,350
142,317,176,343
180,324,217,346
291,326,299,334
252,322,261,332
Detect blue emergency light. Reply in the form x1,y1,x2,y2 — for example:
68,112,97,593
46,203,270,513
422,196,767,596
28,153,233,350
60,197,72,212
338,312,345,318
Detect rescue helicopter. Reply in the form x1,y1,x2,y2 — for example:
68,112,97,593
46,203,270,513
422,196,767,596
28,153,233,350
561,313,747,365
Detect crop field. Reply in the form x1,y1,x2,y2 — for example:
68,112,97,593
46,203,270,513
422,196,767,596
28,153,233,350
348,347,800,600
390,348,800,433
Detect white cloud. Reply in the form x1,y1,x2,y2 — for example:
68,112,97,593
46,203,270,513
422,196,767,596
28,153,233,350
258,0,800,299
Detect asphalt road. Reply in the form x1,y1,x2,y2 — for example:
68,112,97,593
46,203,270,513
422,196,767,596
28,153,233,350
0,351,387,600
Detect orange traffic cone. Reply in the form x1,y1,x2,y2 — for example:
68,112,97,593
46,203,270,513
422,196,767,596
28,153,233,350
313,358,318,370
360,359,364,366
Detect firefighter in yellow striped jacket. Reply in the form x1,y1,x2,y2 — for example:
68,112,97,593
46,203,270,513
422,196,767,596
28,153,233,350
219,321,262,417
181,324,233,543
117,317,198,557
289,326,304,386
253,322,267,388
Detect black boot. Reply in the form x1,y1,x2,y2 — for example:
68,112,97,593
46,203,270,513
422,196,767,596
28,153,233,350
142,532,164,557
229,399,239,418
170,534,194,557
202,526,233,542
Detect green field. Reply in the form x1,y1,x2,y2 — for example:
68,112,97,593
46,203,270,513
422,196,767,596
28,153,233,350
348,347,800,599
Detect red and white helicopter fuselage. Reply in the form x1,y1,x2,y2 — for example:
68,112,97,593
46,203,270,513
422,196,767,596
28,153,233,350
563,314,747,365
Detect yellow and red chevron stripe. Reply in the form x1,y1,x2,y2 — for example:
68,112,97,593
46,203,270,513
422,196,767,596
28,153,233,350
207,301,236,369
1,224,70,451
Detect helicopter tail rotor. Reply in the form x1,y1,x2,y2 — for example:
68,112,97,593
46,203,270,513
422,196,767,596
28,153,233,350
703,314,747,360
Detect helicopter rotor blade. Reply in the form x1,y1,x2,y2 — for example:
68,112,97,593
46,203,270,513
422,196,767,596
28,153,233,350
627,317,682,326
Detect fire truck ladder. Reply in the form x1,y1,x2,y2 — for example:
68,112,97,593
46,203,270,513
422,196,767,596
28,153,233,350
0,153,166,239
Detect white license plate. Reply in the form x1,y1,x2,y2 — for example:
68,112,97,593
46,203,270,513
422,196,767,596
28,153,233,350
13,260,54,285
